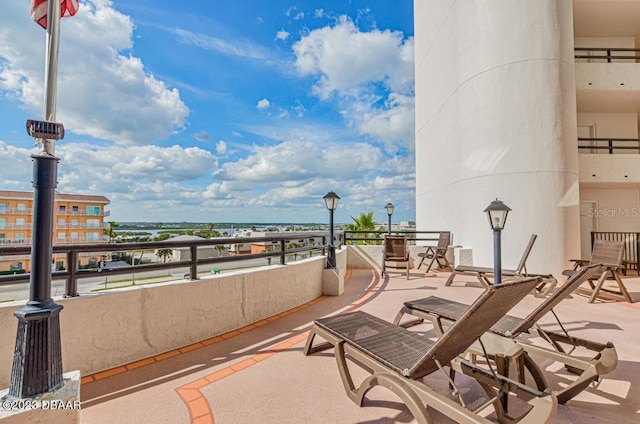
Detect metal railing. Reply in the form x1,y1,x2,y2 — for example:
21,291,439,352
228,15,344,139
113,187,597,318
0,232,337,297
575,47,640,63
591,231,639,274
344,230,447,245
578,138,640,154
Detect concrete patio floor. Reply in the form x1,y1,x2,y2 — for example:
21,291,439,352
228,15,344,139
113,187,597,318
79,268,640,423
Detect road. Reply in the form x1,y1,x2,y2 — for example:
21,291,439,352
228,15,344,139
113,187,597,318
0,257,273,303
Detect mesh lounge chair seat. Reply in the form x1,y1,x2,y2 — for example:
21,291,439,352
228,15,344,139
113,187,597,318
562,239,633,303
394,265,618,405
304,277,557,424
446,234,557,297
416,231,452,273
381,234,410,280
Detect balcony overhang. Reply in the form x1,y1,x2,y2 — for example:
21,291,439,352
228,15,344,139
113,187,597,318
574,0,640,37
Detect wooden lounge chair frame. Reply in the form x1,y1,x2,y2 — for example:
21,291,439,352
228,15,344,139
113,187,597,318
563,239,633,303
381,234,410,280
304,277,557,424
394,265,618,405
445,234,557,297
416,231,452,272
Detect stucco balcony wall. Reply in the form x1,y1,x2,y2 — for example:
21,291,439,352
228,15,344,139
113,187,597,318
579,153,640,183
0,248,346,388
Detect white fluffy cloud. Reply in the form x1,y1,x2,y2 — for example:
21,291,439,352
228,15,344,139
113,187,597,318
292,16,414,152
0,1,188,145
216,140,382,182
293,16,413,98
256,98,271,109
276,29,290,41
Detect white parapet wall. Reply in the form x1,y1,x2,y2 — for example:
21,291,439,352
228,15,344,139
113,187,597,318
0,248,345,388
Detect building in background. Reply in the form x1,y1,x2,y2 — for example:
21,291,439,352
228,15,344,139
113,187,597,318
414,0,640,275
0,190,110,272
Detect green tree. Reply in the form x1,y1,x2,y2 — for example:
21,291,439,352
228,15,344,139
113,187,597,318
104,221,118,242
155,222,163,229
156,248,173,263
346,212,379,245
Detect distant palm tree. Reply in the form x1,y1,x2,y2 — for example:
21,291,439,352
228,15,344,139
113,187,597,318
347,212,379,245
156,248,172,263
104,221,118,242
155,222,163,229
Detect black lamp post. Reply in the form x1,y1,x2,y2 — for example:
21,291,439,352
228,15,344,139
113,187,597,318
385,202,394,234
483,198,511,285
323,191,340,269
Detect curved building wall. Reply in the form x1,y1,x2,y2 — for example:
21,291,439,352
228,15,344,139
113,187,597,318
414,0,580,275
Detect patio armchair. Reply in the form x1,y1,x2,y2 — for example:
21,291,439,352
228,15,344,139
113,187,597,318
416,231,452,273
445,234,557,297
381,234,410,280
394,265,618,405
562,239,633,303
304,277,557,424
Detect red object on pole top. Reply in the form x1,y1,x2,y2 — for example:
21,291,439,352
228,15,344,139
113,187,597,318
30,0,79,29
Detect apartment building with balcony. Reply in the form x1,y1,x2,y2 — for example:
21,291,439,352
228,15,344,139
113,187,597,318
0,190,110,272
414,0,640,276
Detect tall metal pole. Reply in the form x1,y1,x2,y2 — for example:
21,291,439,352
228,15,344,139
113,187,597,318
387,214,392,234
8,1,64,398
327,209,336,268
493,229,502,285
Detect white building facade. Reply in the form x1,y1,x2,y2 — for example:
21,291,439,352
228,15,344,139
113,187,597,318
415,0,640,275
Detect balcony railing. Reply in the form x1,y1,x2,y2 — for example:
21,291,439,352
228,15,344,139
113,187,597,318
578,138,640,154
0,208,32,215
56,223,108,230
55,236,109,244
0,232,340,297
57,210,110,217
0,239,29,245
0,223,32,230
343,230,445,245
575,47,640,63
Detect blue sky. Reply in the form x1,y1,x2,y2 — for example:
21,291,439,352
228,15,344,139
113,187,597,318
0,0,415,224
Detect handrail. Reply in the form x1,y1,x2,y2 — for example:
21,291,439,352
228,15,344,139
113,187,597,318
344,230,447,245
578,138,640,154
0,232,341,297
575,47,640,62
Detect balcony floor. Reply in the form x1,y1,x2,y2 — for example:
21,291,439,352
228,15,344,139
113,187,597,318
79,268,640,423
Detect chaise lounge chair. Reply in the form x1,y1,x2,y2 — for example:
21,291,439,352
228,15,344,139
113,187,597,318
304,277,557,424
562,239,633,303
416,231,452,273
394,265,618,404
445,234,557,297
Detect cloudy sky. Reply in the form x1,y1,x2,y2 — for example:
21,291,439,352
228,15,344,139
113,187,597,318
0,0,415,224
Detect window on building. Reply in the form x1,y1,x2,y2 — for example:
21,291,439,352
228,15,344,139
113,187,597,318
57,218,66,228
58,205,66,213
16,203,26,211
15,233,25,242
70,232,79,240
86,232,100,242
0,218,5,229
86,219,100,229
57,233,66,241
72,205,79,213
86,206,101,215
16,218,25,228
0,234,5,244
0,203,7,212
71,219,79,228
10,262,23,271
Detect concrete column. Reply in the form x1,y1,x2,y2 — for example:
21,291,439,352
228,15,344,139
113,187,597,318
414,0,580,276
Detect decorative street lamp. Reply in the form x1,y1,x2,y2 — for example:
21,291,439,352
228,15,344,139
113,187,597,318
483,198,511,285
323,191,340,268
385,202,395,234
